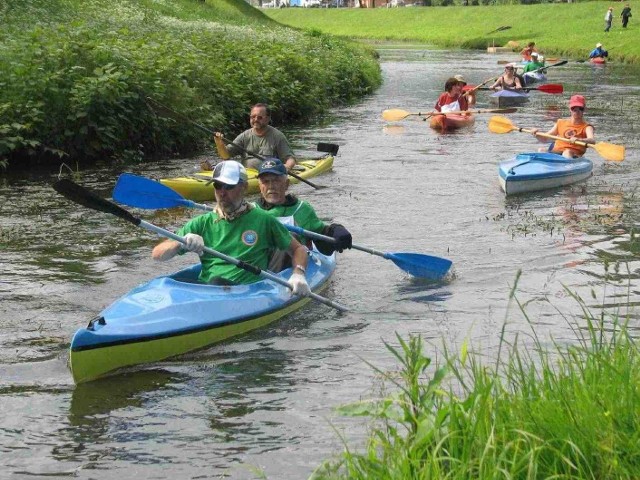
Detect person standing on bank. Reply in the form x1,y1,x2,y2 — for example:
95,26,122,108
531,95,595,159
621,4,632,28
605,6,614,32
210,103,296,171
256,158,352,270
152,160,310,295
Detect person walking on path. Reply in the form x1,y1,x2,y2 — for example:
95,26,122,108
621,4,632,28
605,6,614,32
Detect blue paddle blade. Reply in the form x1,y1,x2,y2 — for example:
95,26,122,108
113,173,187,209
386,253,452,280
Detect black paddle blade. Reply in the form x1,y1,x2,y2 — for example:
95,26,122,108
317,142,339,155
53,179,141,226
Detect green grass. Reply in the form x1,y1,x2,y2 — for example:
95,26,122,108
266,2,640,63
0,0,381,169
313,271,640,479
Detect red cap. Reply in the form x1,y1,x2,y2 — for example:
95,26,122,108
569,95,586,109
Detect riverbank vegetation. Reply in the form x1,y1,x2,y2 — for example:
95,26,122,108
314,273,640,479
0,0,381,170
267,2,640,63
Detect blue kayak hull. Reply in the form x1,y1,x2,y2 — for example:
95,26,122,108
498,152,593,195
70,251,336,383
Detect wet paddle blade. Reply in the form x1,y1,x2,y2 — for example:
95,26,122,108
488,115,516,134
593,142,625,162
54,179,141,226
382,109,412,121
113,173,189,209
386,253,452,280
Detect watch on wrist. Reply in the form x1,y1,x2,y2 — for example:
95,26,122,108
294,264,306,274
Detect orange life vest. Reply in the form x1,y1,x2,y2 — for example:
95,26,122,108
552,119,593,157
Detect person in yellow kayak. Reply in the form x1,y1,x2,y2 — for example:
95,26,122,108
531,95,595,159
256,158,352,270
434,77,469,112
203,103,296,171
152,160,310,294
490,64,523,91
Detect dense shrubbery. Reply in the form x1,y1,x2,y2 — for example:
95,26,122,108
0,0,381,169
314,277,640,479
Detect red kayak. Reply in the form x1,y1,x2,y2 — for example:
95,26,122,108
429,113,475,132
589,57,606,65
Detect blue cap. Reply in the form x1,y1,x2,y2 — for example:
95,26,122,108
258,158,287,177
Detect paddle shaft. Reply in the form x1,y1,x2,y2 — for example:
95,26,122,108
145,97,320,190
286,224,391,260
518,126,594,149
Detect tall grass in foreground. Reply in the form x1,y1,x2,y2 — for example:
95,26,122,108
313,276,640,479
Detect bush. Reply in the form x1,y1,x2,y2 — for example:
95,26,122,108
0,0,381,169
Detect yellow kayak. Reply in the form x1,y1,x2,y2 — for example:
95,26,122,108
161,154,334,202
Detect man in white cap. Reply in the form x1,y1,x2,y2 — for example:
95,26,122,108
589,43,608,59
152,161,310,295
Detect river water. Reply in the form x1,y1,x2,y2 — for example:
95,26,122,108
1,48,639,478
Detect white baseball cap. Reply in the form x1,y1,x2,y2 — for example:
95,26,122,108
213,161,247,185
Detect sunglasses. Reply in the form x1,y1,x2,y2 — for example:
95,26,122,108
570,106,585,112
213,182,238,191
250,115,266,120
505,67,514,70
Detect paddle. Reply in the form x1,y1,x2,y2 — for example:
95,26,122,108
54,178,349,312
382,107,517,122
144,96,325,190
475,84,563,94
497,57,560,65
113,174,453,280
486,25,512,34
488,116,625,162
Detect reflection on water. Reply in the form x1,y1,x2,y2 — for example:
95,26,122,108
1,48,639,479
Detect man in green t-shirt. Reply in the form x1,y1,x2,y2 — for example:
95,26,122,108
152,161,310,294
211,103,296,171
255,158,352,271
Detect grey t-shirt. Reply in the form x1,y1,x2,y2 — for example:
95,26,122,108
227,126,295,167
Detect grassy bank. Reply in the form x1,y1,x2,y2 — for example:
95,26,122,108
0,0,381,170
313,274,640,479
266,2,640,63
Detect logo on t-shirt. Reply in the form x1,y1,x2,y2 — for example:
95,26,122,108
242,230,258,246
564,129,577,139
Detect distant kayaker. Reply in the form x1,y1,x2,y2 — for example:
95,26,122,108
621,4,632,28
531,95,595,159
490,64,523,91
435,77,469,113
520,42,537,62
203,103,296,171
522,52,545,74
256,158,352,271
455,74,476,107
152,160,311,295
589,43,609,59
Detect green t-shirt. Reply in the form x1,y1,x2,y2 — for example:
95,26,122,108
177,208,293,284
227,125,294,162
258,199,326,243
523,61,545,73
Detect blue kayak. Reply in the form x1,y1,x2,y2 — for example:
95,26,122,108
490,89,529,107
70,251,336,383
498,152,593,195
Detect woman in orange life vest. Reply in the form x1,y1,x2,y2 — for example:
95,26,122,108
520,42,537,62
531,95,595,159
